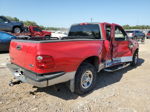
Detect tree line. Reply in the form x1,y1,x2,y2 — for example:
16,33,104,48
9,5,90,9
4,16,150,30
5,16,65,30
123,25,150,29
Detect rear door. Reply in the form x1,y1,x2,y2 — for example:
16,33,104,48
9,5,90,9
111,24,132,64
103,23,113,61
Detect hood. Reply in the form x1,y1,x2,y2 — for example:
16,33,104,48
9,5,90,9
42,30,51,35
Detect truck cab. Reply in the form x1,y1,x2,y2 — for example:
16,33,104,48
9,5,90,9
68,22,138,67
28,26,51,38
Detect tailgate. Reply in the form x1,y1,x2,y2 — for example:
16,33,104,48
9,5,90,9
9,40,37,72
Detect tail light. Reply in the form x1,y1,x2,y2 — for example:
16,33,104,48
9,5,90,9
80,23,88,25
36,55,55,69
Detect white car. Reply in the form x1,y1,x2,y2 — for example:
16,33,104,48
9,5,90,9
51,31,67,39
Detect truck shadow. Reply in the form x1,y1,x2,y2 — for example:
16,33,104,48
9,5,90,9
0,51,9,54
33,58,144,100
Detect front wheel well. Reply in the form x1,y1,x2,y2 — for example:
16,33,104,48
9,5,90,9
12,26,22,32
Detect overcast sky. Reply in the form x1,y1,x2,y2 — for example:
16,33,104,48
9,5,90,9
0,0,149,27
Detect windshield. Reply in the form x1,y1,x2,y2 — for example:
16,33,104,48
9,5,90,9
68,24,101,39
33,27,42,32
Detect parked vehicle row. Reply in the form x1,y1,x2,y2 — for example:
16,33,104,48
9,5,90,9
11,26,51,39
126,30,145,42
0,25,52,51
7,22,139,95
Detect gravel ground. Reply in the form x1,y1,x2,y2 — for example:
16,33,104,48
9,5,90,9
0,40,150,112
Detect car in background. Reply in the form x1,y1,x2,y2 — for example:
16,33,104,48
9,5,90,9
126,30,145,42
51,31,67,39
146,31,150,39
0,31,16,51
0,16,24,33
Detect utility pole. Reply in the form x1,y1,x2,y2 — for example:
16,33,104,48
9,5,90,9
91,18,93,22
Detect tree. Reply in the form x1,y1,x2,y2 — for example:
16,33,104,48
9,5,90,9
5,16,20,21
23,21,37,26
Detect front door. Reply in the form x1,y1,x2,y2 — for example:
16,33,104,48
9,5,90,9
112,24,132,64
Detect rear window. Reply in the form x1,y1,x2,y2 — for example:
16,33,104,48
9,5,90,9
68,24,101,39
148,31,150,33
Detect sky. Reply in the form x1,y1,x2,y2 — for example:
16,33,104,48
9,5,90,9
0,0,150,28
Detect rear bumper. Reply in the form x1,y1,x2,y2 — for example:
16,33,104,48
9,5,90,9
7,63,75,87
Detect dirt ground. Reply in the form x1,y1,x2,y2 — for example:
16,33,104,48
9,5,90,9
0,40,150,112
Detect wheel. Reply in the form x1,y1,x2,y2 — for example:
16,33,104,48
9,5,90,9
131,51,139,66
13,27,21,33
74,63,97,95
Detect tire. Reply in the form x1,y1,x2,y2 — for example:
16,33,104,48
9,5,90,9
13,27,21,33
131,51,139,66
74,63,97,95
45,35,51,40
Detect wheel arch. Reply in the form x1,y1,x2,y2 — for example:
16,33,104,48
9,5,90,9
12,25,22,32
69,56,100,93
77,56,100,72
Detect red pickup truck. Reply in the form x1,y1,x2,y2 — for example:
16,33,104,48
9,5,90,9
7,22,139,95
11,26,51,38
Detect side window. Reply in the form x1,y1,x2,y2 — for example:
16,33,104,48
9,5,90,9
105,25,111,41
0,18,5,23
114,26,127,41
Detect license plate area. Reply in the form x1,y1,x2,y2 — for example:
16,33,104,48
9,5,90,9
13,68,26,82
14,68,23,77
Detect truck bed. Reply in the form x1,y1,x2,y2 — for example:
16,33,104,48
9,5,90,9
9,38,104,74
